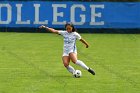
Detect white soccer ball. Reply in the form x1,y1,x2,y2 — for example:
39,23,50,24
73,70,82,78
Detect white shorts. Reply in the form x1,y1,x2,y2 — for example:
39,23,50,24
62,49,77,56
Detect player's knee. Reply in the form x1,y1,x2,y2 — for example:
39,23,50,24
71,60,77,64
70,57,77,64
63,62,69,67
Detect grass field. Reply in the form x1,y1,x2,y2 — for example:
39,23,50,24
0,32,139,93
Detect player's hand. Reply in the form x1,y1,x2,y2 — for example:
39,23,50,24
86,44,89,48
39,25,46,29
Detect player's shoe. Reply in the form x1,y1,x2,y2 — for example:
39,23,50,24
88,68,95,75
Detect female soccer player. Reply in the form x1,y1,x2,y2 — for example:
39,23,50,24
39,23,95,76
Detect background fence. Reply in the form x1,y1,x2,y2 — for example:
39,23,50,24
1,0,140,1
0,0,140,33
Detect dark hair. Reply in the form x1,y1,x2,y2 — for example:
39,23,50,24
65,22,77,32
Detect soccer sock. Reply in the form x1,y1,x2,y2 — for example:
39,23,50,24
66,65,75,74
75,60,89,70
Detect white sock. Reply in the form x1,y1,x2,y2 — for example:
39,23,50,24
75,60,89,70
66,65,75,74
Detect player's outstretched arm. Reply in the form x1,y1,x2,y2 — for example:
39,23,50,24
80,38,89,48
39,25,59,34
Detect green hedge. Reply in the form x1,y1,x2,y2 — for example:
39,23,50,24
0,27,139,34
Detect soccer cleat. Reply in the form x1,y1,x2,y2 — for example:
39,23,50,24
88,68,95,75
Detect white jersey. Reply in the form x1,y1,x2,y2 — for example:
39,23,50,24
58,31,81,56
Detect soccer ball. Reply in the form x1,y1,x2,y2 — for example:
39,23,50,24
73,70,82,78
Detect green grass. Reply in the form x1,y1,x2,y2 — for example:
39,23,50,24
0,32,139,93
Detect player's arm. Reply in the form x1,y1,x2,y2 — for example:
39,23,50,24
39,25,59,34
80,38,89,48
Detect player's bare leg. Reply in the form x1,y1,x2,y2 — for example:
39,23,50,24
62,56,75,74
69,53,95,75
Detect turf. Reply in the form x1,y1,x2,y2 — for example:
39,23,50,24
0,32,139,93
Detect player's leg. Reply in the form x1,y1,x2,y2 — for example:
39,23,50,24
69,53,95,75
62,56,75,74
69,53,89,70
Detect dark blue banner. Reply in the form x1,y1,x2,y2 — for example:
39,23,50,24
0,1,140,28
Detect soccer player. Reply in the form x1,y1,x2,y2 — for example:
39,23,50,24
39,23,95,76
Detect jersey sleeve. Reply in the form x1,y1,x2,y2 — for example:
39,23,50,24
58,30,66,36
75,32,81,40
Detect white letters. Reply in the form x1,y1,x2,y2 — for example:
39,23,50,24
0,3,105,26
71,4,85,25
0,4,11,24
90,5,104,25
33,4,48,24
52,4,66,25
16,4,30,24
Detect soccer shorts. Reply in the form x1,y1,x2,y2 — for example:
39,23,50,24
62,49,77,56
